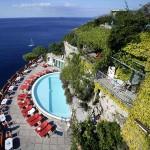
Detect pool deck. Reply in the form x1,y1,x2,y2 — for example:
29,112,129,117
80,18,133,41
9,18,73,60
8,63,71,150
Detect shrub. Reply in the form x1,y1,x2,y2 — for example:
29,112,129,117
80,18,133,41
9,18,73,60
108,11,149,52
122,74,150,150
48,42,64,55
94,15,113,26
97,121,124,150
23,46,47,62
61,54,95,102
71,119,124,150
115,67,132,81
32,46,47,56
23,52,37,62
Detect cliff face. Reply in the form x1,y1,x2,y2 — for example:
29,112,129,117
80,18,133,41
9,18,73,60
140,3,150,14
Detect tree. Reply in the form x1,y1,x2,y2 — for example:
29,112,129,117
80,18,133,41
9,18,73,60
94,15,113,26
48,42,64,55
64,32,78,46
73,119,99,150
97,121,123,150
108,11,148,52
23,46,47,62
71,119,124,150
23,52,37,62
61,54,94,102
32,46,47,56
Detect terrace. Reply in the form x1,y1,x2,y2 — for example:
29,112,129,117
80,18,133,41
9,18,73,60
95,70,136,107
0,58,71,150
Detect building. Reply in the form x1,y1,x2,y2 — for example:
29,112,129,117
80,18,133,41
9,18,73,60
47,53,65,69
111,9,127,17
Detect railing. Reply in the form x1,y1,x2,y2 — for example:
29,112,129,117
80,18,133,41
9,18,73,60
135,119,150,135
96,71,136,107
0,56,42,98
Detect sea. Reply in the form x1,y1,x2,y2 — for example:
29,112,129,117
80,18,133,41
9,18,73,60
0,17,90,88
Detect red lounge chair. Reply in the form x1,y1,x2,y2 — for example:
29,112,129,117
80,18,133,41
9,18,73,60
27,113,40,123
38,124,53,137
20,84,30,90
19,101,28,109
18,94,28,100
19,101,31,109
35,121,48,133
24,80,33,85
21,105,32,114
18,98,31,106
29,115,42,126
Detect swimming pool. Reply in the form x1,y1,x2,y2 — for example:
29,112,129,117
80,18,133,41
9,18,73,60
32,72,71,120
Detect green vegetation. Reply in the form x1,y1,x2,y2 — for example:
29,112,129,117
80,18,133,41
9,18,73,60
122,75,150,150
71,118,124,150
64,26,111,52
121,32,150,149
93,15,113,26
22,3,150,149
123,32,150,72
108,11,149,52
23,42,64,62
64,26,112,72
107,12,150,149
63,5,150,149
115,67,132,81
23,46,47,61
75,27,110,51
123,32,150,59
48,42,64,55
61,54,94,103
23,52,37,62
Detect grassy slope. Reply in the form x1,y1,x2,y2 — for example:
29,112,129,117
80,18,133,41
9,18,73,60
75,27,110,51
122,32,150,150
122,75,150,149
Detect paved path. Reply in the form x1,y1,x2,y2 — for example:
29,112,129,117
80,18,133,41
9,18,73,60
8,64,71,150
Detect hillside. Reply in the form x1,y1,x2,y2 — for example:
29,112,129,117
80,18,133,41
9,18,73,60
62,5,150,150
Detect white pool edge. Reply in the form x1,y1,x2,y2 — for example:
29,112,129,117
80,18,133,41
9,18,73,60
31,72,71,122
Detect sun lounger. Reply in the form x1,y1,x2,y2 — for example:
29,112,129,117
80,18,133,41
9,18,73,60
24,80,33,85
18,101,31,109
26,113,40,123
21,105,32,114
38,124,53,137
35,121,48,133
28,76,37,80
20,84,30,91
28,115,42,126
22,107,36,117
18,94,28,100
18,98,31,106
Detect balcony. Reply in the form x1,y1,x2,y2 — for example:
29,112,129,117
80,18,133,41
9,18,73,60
95,71,136,107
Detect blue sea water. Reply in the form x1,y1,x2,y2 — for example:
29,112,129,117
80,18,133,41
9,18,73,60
0,17,90,88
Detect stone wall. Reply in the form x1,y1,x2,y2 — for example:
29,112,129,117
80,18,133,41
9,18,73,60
64,41,78,57
98,91,128,127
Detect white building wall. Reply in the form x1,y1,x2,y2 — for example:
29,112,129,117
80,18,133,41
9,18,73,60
47,53,64,68
64,41,78,57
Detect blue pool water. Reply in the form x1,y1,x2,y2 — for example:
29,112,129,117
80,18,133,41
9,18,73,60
32,72,71,119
